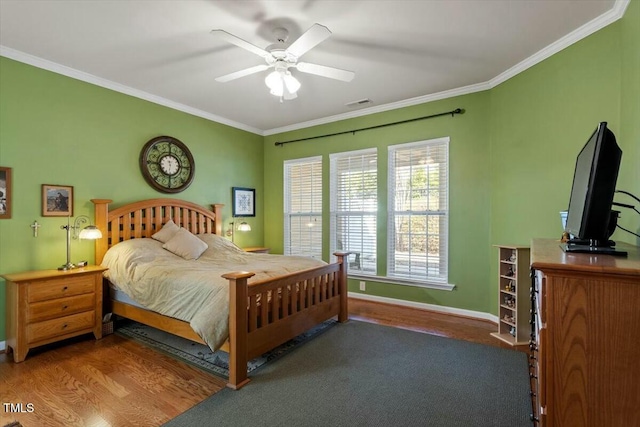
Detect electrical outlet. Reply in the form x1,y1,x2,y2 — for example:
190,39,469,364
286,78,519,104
359,281,366,291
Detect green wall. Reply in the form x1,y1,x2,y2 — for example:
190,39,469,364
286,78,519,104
0,57,264,341
620,0,640,240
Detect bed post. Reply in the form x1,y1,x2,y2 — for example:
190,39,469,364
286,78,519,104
222,271,255,390
91,199,112,265
333,252,349,323
210,204,224,236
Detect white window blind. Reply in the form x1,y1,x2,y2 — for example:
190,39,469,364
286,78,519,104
284,156,323,259
330,149,377,275
388,138,449,283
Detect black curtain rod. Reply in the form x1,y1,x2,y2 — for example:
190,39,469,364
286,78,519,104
275,108,464,146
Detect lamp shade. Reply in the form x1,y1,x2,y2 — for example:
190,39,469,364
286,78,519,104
237,222,252,232
283,72,300,94
265,70,284,96
79,225,102,240
265,69,300,97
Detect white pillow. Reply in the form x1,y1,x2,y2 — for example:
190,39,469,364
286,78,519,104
162,228,209,260
152,220,180,243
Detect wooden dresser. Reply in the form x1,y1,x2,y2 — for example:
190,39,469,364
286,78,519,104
530,239,640,427
3,266,107,362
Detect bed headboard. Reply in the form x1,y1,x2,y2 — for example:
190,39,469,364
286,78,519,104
91,198,224,264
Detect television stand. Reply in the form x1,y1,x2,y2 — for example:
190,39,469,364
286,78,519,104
560,242,627,256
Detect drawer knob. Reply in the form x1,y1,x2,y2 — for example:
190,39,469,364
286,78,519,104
62,305,68,310
62,324,68,329
63,286,68,291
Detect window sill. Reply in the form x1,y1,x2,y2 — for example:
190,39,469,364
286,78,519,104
348,274,455,291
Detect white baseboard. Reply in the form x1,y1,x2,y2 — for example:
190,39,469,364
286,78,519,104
348,292,499,324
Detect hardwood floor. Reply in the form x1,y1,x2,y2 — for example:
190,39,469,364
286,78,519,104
349,298,501,346
1,298,518,427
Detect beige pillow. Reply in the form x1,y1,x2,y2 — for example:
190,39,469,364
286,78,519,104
151,220,180,243
162,228,208,260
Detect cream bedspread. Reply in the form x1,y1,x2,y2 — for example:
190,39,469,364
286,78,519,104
101,234,325,351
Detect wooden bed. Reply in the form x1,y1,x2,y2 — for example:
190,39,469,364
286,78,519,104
91,198,348,389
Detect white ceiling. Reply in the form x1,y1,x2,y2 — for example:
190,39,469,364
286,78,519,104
0,0,627,135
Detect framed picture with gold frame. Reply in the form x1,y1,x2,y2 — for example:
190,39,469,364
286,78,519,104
42,184,74,217
0,167,11,219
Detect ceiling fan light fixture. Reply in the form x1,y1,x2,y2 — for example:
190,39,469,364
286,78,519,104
265,69,300,98
214,23,354,101
265,70,284,96
283,72,301,94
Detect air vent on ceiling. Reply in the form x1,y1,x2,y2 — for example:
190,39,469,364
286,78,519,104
345,98,373,108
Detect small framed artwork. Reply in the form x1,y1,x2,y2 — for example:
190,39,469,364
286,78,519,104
232,187,255,217
42,184,74,217
0,167,11,219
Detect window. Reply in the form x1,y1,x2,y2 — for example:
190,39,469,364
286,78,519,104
284,156,323,259
388,138,449,283
330,149,377,275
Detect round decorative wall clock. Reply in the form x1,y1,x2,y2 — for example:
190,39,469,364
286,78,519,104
139,136,195,193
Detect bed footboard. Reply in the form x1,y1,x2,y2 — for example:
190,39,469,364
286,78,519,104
223,252,348,389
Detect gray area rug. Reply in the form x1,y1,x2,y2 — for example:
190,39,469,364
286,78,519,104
164,321,533,427
116,319,336,378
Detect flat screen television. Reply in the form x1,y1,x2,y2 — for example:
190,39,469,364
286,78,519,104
562,122,626,256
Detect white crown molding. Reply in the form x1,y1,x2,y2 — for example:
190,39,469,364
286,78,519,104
348,292,499,324
0,45,263,136
0,0,629,136
489,0,630,88
263,81,491,136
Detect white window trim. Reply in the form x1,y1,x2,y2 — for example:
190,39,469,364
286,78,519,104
329,148,378,275
284,156,323,259
387,136,450,284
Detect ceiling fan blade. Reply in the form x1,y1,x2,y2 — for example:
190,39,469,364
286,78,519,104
211,29,271,59
296,62,355,82
286,23,332,59
215,64,270,83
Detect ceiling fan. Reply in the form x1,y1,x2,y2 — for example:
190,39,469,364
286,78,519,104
211,23,355,101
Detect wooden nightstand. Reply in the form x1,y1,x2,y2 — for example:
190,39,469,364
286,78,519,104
243,247,270,254
2,265,107,362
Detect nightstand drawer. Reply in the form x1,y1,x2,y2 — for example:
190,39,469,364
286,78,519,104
28,311,95,343
28,275,95,303
29,293,96,323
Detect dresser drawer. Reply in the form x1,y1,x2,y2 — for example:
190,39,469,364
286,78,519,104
29,293,95,323
27,311,95,343
28,275,95,303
